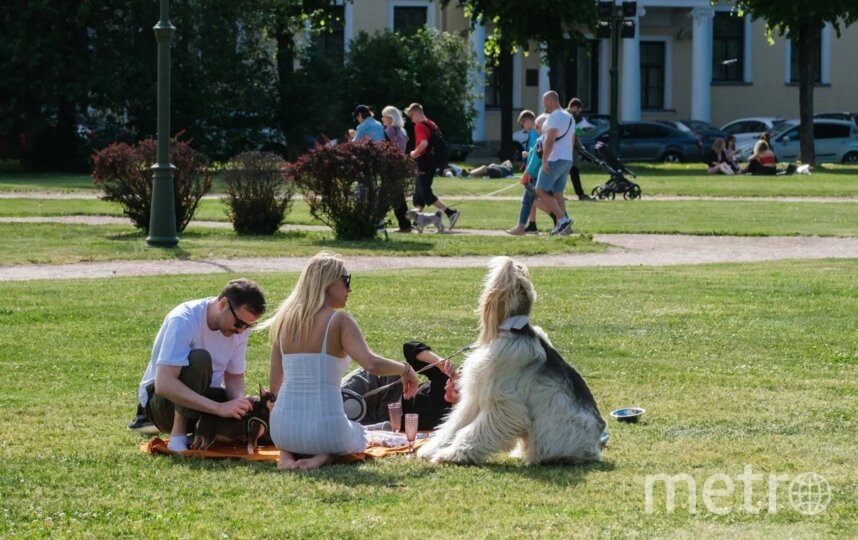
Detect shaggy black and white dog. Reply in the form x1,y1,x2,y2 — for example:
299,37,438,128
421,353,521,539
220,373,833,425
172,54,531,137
418,257,606,465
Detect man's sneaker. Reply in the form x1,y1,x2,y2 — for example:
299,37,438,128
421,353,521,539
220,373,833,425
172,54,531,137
559,217,575,236
579,195,597,202
523,222,538,234
128,404,158,434
447,209,461,230
550,217,572,236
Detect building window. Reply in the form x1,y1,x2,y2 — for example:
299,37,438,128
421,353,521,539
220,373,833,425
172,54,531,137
640,41,665,110
393,6,428,36
712,12,743,82
314,5,345,63
525,69,539,87
790,35,821,83
484,64,500,107
563,41,600,111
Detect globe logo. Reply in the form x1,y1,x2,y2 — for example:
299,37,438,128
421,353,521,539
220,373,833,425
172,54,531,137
789,472,831,516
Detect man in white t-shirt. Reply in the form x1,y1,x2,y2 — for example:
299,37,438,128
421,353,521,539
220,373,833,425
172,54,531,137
535,91,576,236
128,279,267,452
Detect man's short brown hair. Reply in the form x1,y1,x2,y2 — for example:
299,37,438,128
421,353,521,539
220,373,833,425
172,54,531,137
218,278,266,316
404,102,424,116
567,98,584,110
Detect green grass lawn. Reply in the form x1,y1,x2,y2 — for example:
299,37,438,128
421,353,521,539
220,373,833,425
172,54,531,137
3,165,858,197
0,223,599,265
3,197,858,240
1,262,856,537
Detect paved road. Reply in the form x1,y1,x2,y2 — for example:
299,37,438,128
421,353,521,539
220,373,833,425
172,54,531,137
2,234,857,281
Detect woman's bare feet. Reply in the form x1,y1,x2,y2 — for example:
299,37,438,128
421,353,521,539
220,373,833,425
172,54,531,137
277,450,298,471
506,224,525,236
294,453,332,471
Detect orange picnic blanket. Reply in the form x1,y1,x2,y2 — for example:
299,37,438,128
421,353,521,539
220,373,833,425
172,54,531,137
141,433,427,464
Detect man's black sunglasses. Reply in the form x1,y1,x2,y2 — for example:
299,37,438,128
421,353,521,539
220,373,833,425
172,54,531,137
341,274,351,289
226,298,254,329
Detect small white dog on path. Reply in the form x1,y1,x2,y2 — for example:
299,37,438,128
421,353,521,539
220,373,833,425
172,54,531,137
418,256,606,465
405,209,445,234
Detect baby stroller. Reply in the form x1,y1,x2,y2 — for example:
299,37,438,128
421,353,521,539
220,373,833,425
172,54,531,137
580,142,642,200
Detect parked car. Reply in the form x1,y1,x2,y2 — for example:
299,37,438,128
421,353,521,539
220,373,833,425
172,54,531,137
580,121,702,163
658,119,726,149
719,117,785,146
815,112,858,127
735,118,858,163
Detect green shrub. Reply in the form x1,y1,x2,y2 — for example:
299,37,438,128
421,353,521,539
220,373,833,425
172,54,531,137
285,140,416,240
223,151,294,235
91,136,211,232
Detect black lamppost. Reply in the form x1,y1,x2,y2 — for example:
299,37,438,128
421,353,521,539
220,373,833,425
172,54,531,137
147,0,179,247
597,1,637,157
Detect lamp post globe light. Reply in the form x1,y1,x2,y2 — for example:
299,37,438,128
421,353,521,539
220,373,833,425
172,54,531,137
147,0,179,247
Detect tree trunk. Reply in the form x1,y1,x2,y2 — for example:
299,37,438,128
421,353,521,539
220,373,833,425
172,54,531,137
498,48,515,160
275,30,297,157
797,25,818,166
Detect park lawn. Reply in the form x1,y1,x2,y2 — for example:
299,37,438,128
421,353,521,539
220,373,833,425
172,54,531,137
0,223,599,266
3,165,858,197
4,197,858,238
0,262,856,537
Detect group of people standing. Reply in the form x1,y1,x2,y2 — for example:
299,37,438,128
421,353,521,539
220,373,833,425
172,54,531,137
129,252,461,470
349,103,460,233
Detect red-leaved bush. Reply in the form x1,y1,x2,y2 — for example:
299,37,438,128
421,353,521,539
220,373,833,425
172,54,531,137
284,140,416,240
91,136,212,232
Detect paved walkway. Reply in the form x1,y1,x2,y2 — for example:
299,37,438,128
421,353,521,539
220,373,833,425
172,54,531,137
3,234,858,281
2,191,857,203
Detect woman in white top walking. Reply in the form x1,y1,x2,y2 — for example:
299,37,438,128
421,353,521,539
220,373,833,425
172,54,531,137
263,251,419,471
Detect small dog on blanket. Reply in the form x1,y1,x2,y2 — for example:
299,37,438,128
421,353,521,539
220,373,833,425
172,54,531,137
418,257,606,465
405,208,445,234
190,385,276,454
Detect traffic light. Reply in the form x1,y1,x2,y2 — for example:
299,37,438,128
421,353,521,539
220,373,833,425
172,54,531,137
596,19,611,39
598,1,614,18
620,18,636,38
622,1,637,17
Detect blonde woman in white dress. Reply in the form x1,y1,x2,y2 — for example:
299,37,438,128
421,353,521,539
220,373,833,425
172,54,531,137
262,251,419,471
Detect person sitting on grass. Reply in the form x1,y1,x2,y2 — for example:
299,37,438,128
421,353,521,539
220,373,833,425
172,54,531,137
743,140,778,175
129,279,267,453
263,251,419,471
705,138,736,175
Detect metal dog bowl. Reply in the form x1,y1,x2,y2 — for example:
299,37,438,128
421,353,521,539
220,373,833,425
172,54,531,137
610,407,645,423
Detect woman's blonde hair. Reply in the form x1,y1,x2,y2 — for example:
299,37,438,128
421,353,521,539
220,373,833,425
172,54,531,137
382,106,405,128
753,139,769,154
476,257,536,346
258,251,345,348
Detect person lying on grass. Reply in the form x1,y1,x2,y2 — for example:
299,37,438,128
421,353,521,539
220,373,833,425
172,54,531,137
342,340,461,431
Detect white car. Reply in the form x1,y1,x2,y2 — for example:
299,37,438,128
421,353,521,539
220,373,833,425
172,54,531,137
720,117,785,147
736,119,858,163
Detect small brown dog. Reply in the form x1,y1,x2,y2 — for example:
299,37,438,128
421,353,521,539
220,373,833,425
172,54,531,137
190,385,276,454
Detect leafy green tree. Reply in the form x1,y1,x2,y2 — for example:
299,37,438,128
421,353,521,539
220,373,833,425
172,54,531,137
443,0,597,158
729,1,858,165
344,30,476,146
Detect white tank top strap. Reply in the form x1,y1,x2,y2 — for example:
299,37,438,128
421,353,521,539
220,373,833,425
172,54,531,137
321,311,339,355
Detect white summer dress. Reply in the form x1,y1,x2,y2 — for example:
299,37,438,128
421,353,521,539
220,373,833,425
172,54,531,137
270,312,368,455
